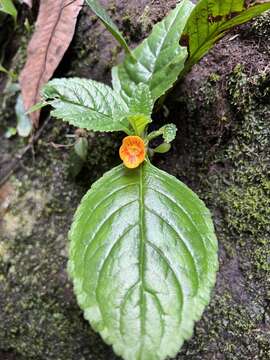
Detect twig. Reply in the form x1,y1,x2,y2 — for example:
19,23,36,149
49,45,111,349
0,116,51,187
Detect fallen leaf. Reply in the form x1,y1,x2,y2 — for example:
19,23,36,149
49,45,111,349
19,0,84,127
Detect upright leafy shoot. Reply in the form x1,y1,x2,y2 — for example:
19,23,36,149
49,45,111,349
180,0,270,74
112,0,194,102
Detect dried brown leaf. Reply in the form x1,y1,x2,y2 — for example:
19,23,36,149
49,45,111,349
19,0,84,127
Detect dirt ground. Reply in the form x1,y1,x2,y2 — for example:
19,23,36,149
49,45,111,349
0,1,269,359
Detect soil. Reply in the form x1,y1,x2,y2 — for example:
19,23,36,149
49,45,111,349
0,1,269,360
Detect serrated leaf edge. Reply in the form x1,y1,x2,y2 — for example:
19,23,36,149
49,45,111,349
68,162,218,360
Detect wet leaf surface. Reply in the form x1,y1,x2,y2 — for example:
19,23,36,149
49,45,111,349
69,162,218,360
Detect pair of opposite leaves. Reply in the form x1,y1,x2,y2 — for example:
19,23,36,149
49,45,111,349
42,0,270,359
49,67,218,360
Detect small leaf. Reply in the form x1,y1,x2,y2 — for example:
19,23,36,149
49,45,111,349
0,64,17,80
74,137,88,161
4,127,17,138
180,0,270,75
42,78,130,133
0,0,17,23
19,0,84,127
128,114,151,136
154,142,171,154
85,0,132,56
68,151,85,178
69,161,218,360
147,123,177,144
0,64,8,74
15,94,32,137
26,101,47,114
162,123,177,143
112,0,194,103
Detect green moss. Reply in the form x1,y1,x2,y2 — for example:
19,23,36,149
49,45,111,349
221,180,270,236
220,66,270,241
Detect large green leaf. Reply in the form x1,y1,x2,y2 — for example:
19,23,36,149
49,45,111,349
0,0,17,23
85,0,132,56
68,161,218,360
180,0,270,74
112,0,194,103
42,78,130,133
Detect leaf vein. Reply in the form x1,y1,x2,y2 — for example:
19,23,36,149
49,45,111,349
145,240,183,322
148,186,208,264
145,205,199,294
82,198,138,267
95,223,140,330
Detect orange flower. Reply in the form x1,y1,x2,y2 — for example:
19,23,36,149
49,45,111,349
119,136,146,169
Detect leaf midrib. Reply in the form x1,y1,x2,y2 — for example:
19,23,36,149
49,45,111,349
118,1,190,99
148,5,182,77
138,164,146,355
137,3,184,86
55,96,113,120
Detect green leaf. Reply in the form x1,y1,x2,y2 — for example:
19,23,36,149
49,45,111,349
180,0,270,74
128,83,154,117
42,78,130,133
112,0,194,103
68,151,85,179
4,127,17,138
68,161,218,360
154,142,171,154
85,0,132,56
26,101,47,114
74,137,88,161
127,84,153,135
162,123,177,143
15,94,32,137
0,64,8,74
0,0,17,23
0,63,17,80
128,114,151,137
147,123,177,144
